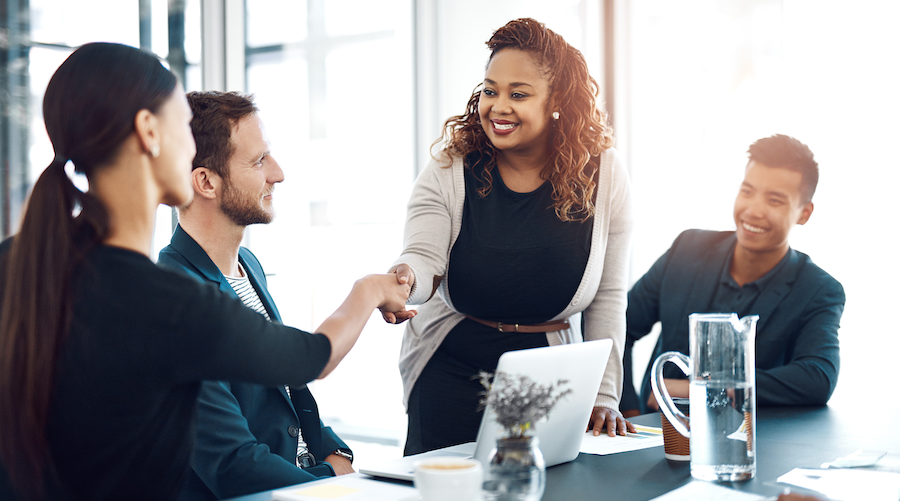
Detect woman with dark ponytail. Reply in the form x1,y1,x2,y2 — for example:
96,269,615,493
0,43,410,500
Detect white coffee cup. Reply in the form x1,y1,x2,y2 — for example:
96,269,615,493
413,457,483,501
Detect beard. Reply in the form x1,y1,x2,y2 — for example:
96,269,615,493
220,179,274,226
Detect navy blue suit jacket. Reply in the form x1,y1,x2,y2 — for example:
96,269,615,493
622,230,845,414
158,225,348,500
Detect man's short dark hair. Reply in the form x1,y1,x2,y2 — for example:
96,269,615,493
186,91,258,181
747,134,818,202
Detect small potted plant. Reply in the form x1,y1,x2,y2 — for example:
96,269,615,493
478,371,572,501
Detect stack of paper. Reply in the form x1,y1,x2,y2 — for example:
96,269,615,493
649,482,769,500
777,468,900,501
580,424,664,455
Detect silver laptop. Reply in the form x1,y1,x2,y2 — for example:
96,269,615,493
360,339,613,481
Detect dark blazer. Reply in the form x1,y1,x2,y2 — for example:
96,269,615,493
622,230,845,414
158,225,348,501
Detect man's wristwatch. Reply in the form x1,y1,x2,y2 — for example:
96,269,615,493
332,448,353,463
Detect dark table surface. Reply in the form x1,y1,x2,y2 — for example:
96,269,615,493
228,405,892,500
544,406,879,499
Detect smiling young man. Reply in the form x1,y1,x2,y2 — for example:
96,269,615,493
621,134,845,415
157,92,354,500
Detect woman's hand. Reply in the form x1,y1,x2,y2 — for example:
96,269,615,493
587,406,636,437
365,274,412,314
380,264,417,324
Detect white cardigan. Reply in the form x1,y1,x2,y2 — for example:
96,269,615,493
392,148,634,411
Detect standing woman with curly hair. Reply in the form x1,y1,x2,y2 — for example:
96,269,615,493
382,18,636,455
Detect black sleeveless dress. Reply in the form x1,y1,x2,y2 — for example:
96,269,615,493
405,155,594,455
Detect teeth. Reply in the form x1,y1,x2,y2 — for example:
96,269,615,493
494,122,516,130
742,222,765,234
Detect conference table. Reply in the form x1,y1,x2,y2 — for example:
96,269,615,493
228,405,899,500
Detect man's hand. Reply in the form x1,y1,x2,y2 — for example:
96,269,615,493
324,453,355,475
587,406,636,437
381,264,417,324
646,378,689,411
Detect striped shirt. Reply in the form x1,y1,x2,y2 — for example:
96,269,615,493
224,262,310,466
224,265,271,321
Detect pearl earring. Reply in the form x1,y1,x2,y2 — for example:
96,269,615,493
150,145,160,158
552,111,560,120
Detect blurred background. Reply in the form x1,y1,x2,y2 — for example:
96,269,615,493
2,0,897,468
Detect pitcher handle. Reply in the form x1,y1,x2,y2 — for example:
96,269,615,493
650,351,691,438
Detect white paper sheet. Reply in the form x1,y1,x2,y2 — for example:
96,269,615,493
649,481,769,501
273,476,419,501
579,424,664,455
777,468,900,501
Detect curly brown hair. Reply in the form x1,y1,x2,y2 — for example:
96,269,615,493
434,18,614,222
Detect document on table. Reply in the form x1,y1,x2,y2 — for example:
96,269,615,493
273,476,418,501
579,424,664,455
649,481,769,500
777,468,900,501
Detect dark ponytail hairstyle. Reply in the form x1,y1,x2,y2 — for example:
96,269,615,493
0,42,177,497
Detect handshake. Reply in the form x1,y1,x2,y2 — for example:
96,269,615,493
379,263,417,324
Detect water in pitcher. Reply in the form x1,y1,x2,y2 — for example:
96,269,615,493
689,380,756,481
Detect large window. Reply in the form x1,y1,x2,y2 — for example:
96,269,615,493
1,0,201,251
241,0,416,453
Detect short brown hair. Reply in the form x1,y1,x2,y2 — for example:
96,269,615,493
186,91,258,181
747,134,818,202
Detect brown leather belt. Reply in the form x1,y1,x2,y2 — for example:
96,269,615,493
464,315,570,333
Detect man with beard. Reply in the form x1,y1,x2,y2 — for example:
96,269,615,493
158,92,354,500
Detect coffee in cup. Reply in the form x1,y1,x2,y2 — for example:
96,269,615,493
413,457,482,501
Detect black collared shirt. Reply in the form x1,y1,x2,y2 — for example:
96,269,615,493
709,242,791,318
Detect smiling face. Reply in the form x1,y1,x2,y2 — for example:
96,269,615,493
478,48,553,161
219,112,284,226
733,161,813,259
